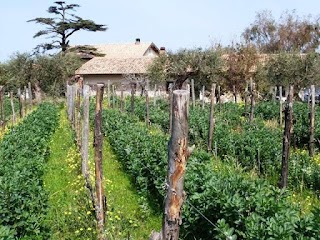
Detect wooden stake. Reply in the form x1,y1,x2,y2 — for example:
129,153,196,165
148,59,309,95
279,85,294,189
162,90,190,240
249,83,255,123
169,83,173,134
18,88,23,118
10,91,16,125
131,82,135,114
233,85,236,103
309,85,315,157
146,88,150,126
191,79,195,108
82,85,90,176
208,84,216,152
154,84,157,107
107,80,110,108
24,86,27,115
218,85,221,112
202,85,205,109
94,84,106,239
279,86,283,126
28,82,32,110
120,89,124,112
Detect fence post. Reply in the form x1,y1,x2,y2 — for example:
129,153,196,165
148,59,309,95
249,83,255,123
279,85,294,189
309,85,315,157
18,88,23,118
279,86,283,126
94,84,106,239
131,82,135,114
24,86,27,115
10,91,16,125
154,84,157,107
191,79,195,108
0,86,4,125
28,82,33,110
202,85,205,109
169,83,173,134
146,88,150,126
162,90,190,240
208,84,216,152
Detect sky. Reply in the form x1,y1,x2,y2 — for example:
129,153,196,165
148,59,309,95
1,0,320,61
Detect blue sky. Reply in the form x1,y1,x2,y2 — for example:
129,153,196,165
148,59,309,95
1,0,319,61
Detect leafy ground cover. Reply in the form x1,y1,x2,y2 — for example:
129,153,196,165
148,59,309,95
0,103,58,239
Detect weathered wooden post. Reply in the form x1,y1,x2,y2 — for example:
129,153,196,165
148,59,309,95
279,86,283,125
233,85,237,103
273,86,277,102
82,85,90,176
28,82,32,110
249,83,255,122
208,83,216,152
120,89,124,112
309,85,315,157
151,90,191,240
10,91,16,125
146,88,150,126
94,84,106,239
107,80,111,108
76,84,82,146
169,83,173,134
186,84,190,107
18,88,23,118
279,85,294,189
153,84,157,107
24,86,27,115
131,82,136,114
244,83,249,117
201,85,205,109
218,85,221,112
71,85,77,128
191,79,195,108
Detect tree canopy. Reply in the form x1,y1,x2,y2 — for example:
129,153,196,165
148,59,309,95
242,10,320,53
28,1,107,53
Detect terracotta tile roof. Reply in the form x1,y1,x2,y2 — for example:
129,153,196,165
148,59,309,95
75,57,154,75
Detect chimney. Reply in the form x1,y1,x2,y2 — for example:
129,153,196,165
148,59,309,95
135,38,140,44
159,47,166,55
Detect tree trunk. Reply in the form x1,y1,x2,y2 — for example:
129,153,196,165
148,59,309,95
94,84,106,239
208,84,216,152
34,81,42,103
162,90,190,240
309,85,315,157
279,85,294,189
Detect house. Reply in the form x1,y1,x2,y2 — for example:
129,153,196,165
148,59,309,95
75,39,164,87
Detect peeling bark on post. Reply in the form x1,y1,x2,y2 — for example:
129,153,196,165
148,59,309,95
161,90,190,240
10,91,16,125
279,86,283,126
94,84,106,239
208,84,216,152
191,79,195,108
309,85,315,157
249,83,255,123
279,85,294,189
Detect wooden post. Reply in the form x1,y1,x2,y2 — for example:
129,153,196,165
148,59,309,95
309,85,315,157
18,88,23,118
28,82,32,110
201,85,205,109
162,90,190,240
154,84,157,107
111,85,115,109
244,83,249,117
120,89,124,112
279,85,294,189
24,86,27,115
94,84,106,239
233,85,237,103
279,86,283,126
169,83,173,134
82,85,90,176
10,91,16,125
249,83,255,122
208,84,216,152
107,80,110,108
146,88,150,126
273,86,277,102
0,86,4,124
71,85,77,128
76,84,81,146
218,85,221,112
131,82,135,114
191,79,195,108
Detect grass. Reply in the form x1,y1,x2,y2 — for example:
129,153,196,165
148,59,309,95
43,108,97,240
87,129,162,239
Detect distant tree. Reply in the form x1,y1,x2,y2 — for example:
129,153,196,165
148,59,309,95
148,48,223,91
28,1,107,53
243,10,320,53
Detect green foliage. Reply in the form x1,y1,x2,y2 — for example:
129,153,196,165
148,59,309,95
28,1,107,52
100,107,320,239
0,103,59,239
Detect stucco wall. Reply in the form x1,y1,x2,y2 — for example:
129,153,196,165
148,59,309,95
83,74,131,88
